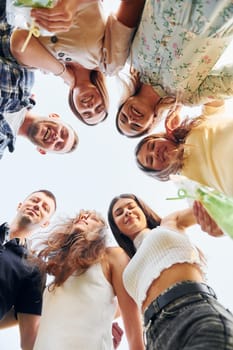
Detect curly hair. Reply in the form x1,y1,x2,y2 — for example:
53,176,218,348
108,194,161,258
135,116,204,181
38,213,107,289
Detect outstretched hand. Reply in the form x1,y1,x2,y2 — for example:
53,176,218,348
193,201,224,237
31,0,79,32
112,321,124,349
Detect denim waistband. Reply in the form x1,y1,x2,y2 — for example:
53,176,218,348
144,281,217,327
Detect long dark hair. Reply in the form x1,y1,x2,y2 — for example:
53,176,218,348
108,194,161,258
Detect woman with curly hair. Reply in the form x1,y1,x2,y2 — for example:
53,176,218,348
33,210,144,350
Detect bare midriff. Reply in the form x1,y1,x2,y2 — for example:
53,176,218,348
142,263,204,313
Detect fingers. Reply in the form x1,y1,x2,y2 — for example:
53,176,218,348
31,5,73,32
34,19,72,33
193,201,224,237
112,322,124,349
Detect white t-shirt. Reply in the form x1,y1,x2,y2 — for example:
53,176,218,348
4,108,27,136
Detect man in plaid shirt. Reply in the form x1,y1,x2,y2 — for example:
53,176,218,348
0,1,79,159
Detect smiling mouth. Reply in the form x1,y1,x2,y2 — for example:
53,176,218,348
158,146,166,162
131,106,143,118
26,208,39,217
81,96,92,103
44,128,51,142
125,216,137,225
76,219,88,225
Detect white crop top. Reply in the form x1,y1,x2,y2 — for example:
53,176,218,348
123,226,205,309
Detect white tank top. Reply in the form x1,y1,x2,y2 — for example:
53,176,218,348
34,263,117,350
123,227,205,309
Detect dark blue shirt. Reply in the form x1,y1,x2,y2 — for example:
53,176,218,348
0,223,44,320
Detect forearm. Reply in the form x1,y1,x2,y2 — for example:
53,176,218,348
161,208,196,232
10,29,74,85
121,304,144,350
190,65,233,105
11,30,63,74
116,0,146,28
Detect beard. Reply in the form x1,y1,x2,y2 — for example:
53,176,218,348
18,214,35,228
27,122,41,145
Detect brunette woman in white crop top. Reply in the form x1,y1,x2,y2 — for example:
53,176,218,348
33,209,144,350
108,193,233,350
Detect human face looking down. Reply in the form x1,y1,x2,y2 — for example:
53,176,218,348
117,96,155,137
112,198,147,240
17,191,56,228
27,116,77,154
137,137,178,171
73,84,106,125
72,210,106,240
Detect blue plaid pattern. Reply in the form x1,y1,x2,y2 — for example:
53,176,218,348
0,114,15,159
0,13,35,113
0,1,35,158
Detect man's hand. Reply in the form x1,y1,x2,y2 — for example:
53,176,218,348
112,321,124,349
193,201,224,237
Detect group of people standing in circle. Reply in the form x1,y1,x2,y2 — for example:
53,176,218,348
1,0,233,349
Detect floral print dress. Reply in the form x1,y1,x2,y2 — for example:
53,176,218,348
131,0,233,105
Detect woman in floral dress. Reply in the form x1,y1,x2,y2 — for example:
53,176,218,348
116,0,233,137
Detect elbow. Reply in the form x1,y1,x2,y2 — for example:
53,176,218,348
10,29,30,60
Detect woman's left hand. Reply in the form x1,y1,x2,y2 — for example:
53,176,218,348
193,201,224,237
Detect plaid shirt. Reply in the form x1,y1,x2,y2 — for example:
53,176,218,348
0,16,35,113
0,6,35,158
0,114,15,159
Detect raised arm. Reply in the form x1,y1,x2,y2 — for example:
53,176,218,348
106,247,145,350
115,0,146,28
188,65,233,105
161,207,196,232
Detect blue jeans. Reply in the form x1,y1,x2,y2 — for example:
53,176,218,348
144,282,233,349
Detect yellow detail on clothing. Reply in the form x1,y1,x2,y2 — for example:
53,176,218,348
182,103,233,196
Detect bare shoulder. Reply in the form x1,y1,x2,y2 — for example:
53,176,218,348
105,246,130,265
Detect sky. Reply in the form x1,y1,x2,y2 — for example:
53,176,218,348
1,1,233,349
